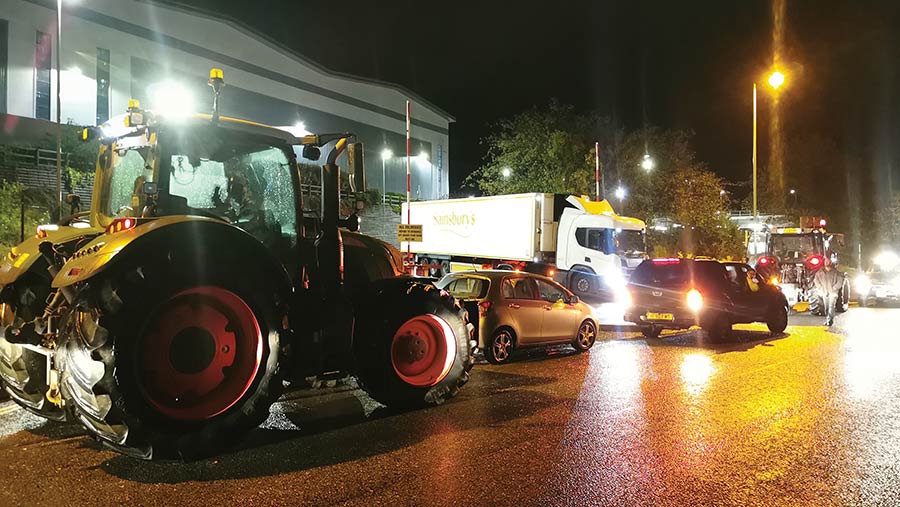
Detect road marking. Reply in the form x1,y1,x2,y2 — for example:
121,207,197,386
0,403,21,416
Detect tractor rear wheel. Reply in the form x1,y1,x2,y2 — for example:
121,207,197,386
0,268,66,421
353,281,474,408
58,260,285,460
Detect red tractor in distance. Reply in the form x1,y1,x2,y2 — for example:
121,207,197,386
753,218,850,316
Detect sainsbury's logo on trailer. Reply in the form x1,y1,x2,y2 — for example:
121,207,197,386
432,212,477,237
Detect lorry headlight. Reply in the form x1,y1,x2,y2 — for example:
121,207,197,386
686,289,703,312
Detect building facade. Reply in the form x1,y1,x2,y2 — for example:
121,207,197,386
0,0,452,199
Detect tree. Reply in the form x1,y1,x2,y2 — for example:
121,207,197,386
0,181,53,256
603,126,697,221
876,195,900,248
464,100,620,196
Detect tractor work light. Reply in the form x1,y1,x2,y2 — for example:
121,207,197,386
686,289,703,312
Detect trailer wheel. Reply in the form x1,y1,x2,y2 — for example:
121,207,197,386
354,281,474,408
0,268,66,421
58,259,285,460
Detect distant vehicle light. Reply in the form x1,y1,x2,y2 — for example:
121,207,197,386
874,251,900,271
818,218,827,228
686,289,703,312
768,276,780,286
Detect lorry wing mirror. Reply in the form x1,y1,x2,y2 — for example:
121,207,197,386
347,142,366,193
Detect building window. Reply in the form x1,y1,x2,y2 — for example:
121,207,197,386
96,48,110,124
0,19,8,114
35,31,52,120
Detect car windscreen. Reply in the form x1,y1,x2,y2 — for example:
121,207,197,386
440,276,490,299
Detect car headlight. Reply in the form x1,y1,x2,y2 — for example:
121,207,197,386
855,274,872,294
686,289,703,312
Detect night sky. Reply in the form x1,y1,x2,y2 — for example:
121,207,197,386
180,0,899,207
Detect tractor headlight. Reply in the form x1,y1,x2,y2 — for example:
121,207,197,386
855,274,872,294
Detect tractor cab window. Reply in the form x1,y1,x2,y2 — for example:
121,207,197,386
103,143,153,219
770,234,819,261
158,126,298,248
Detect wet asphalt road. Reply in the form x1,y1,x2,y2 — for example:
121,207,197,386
2,307,900,507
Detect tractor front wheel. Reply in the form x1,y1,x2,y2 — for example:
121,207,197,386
353,281,475,408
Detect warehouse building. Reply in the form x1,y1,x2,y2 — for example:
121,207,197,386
0,0,452,199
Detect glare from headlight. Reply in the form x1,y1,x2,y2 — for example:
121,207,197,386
686,289,703,312
855,274,872,294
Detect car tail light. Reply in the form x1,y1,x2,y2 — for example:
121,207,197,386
686,289,703,312
106,218,136,235
652,258,681,265
806,255,823,269
478,300,492,317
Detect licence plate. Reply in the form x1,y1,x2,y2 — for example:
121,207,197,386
646,312,674,321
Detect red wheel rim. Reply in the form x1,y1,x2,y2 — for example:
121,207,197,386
137,286,263,421
390,314,456,387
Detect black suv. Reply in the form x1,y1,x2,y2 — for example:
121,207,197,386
624,258,789,339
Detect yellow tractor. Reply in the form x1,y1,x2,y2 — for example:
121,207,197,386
0,70,474,460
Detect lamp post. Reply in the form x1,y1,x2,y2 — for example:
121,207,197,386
789,188,797,208
641,154,655,172
753,70,786,223
55,0,63,219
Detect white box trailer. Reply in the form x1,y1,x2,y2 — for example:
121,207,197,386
401,193,647,303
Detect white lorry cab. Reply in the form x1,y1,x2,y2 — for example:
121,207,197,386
401,193,647,304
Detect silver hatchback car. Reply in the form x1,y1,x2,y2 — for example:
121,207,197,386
436,271,598,364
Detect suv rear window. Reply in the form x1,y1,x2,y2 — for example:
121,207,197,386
631,260,728,289
441,277,490,299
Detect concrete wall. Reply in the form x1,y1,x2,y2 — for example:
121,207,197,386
0,0,451,199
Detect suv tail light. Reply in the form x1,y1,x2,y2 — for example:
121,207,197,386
652,258,681,265
478,300,492,317
686,289,703,312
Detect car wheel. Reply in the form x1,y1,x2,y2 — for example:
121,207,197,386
702,315,732,342
641,325,662,339
767,304,789,335
572,320,597,352
484,328,515,365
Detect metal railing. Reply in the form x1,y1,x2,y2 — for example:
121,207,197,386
0,147,70,169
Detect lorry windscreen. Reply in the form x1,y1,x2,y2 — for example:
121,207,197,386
615,229,646,256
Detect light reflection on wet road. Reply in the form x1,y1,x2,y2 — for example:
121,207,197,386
1,307,899,506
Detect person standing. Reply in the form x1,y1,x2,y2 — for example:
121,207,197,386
813,258,843,327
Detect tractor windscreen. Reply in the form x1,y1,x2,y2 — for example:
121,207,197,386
157,125,299,246
769,234,819,262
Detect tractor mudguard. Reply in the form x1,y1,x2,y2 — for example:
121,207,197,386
51,216,291,292
0,226,102,290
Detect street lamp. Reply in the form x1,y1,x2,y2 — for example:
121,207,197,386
753,70,788,222
641,154,655,172
381,148,393,205
501,167,512,178
615,186,626,200
789,188,798,208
